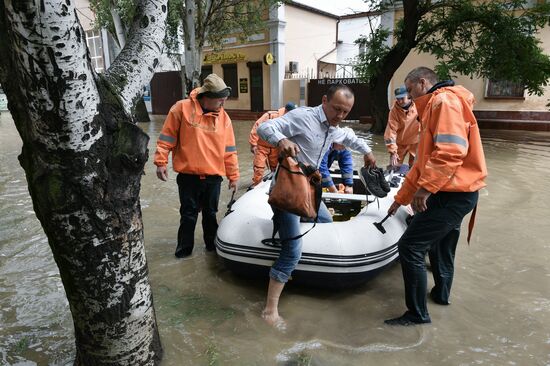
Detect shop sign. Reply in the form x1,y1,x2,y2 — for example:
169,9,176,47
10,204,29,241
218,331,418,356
263,52,274,65
204,52,246,64
239,78,248,93
315,78,363,85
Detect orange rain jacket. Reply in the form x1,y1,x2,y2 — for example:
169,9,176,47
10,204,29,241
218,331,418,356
249,108,285,185
153,89,239,182
394,85,487,206
249,108,285,148
384,100,419,162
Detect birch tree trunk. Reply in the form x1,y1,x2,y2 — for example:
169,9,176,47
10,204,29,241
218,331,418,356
110,5,150,122
183,0,201,93
111,7,127,48
0,0,167,364
367,0,421,133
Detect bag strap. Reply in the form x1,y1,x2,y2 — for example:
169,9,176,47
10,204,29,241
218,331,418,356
263,126,329,247
261,220,317,247
466,204,477,244
278,158,306,176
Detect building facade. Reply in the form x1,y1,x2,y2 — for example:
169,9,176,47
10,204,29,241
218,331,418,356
74,0,550,128
383,3,550,128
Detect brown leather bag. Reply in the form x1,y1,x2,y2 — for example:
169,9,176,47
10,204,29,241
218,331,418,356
268,157,322,219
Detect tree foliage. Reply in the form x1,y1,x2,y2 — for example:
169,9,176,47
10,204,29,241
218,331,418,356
354,0,550,132
92,0,281,95
165,0,281,51
90,0,136,45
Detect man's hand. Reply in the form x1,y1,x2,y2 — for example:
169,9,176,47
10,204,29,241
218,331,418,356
277,138,300,157
411,187,431,213
388,201,401,216
228,179,239,191
328,185,338,193
344,185,353,194
156,166,168,181
363,152,376,168
250,145,257,154
390,152,399,167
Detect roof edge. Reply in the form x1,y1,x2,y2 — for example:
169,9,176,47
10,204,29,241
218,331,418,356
287,1,339,20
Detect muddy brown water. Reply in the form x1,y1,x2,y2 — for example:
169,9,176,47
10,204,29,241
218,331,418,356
1,112,549,365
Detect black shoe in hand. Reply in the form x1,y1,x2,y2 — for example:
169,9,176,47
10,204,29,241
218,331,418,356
360,166,387,198
374,167,391,193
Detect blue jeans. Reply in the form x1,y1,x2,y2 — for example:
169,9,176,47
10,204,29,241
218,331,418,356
397,191,478,322
269,202,332,283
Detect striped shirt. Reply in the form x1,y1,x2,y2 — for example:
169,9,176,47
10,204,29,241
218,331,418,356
257,105,371,168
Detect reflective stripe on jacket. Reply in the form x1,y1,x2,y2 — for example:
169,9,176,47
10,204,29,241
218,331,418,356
384,100,419,155
249,108,285,148
153,89,239,181
394,85,487,205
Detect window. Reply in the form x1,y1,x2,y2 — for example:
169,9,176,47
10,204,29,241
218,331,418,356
85,30,105,73
222,64,238,98
200,65,213,85
485,80,525,99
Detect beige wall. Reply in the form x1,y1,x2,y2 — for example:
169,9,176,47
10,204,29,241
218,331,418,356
391,9,550,112
285,6,338,76
75,0,95,30
206,44,270,110
282,79,302,106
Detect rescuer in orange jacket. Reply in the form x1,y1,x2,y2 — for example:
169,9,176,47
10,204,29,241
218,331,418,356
248,102,296,185
154,74,240,258
385,67,487,326
384,86,419,167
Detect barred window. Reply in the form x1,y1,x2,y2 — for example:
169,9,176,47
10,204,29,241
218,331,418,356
85,30,105,73
485,80,525,99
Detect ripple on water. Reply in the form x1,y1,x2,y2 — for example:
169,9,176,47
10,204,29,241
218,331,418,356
276,329,427,363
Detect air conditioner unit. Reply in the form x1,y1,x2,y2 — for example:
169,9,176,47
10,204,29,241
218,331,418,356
289,61,299,73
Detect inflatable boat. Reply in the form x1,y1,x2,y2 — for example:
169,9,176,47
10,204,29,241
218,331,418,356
215,170,410,288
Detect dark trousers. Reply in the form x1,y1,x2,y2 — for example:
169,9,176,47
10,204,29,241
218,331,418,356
176,173,222,257
397,191,478,322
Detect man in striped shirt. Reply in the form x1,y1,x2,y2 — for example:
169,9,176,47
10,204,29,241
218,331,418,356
257,84,377,328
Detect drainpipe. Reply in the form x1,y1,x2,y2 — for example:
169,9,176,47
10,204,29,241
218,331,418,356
317,19,340,78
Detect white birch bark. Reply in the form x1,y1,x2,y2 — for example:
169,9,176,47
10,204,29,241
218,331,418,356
111,7,127,48
105,0,167,117
183,0,200,89
3,0,101,152
0,0,168,364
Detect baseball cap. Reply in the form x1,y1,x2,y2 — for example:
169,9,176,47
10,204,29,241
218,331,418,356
394,86,408,99
285,101,297,111
197,74,231,98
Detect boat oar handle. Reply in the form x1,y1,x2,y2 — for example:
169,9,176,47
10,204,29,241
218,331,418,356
379,213,391,225
373,213,392,234
224,189,236,217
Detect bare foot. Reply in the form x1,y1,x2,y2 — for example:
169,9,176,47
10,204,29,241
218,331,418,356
261,309,280,325
261,310,287,331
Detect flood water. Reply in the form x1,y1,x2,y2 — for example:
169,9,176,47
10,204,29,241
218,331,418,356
1,111,550,365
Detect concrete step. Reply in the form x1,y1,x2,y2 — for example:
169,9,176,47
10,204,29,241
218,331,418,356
225,109,264,121
477,119,550,131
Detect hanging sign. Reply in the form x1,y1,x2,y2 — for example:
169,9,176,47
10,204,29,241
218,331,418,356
203,52,246,64
239,78,248,93
263,52,274,65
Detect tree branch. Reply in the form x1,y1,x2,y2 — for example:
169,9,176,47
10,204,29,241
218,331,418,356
105,0,168,118
0,0,102,152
